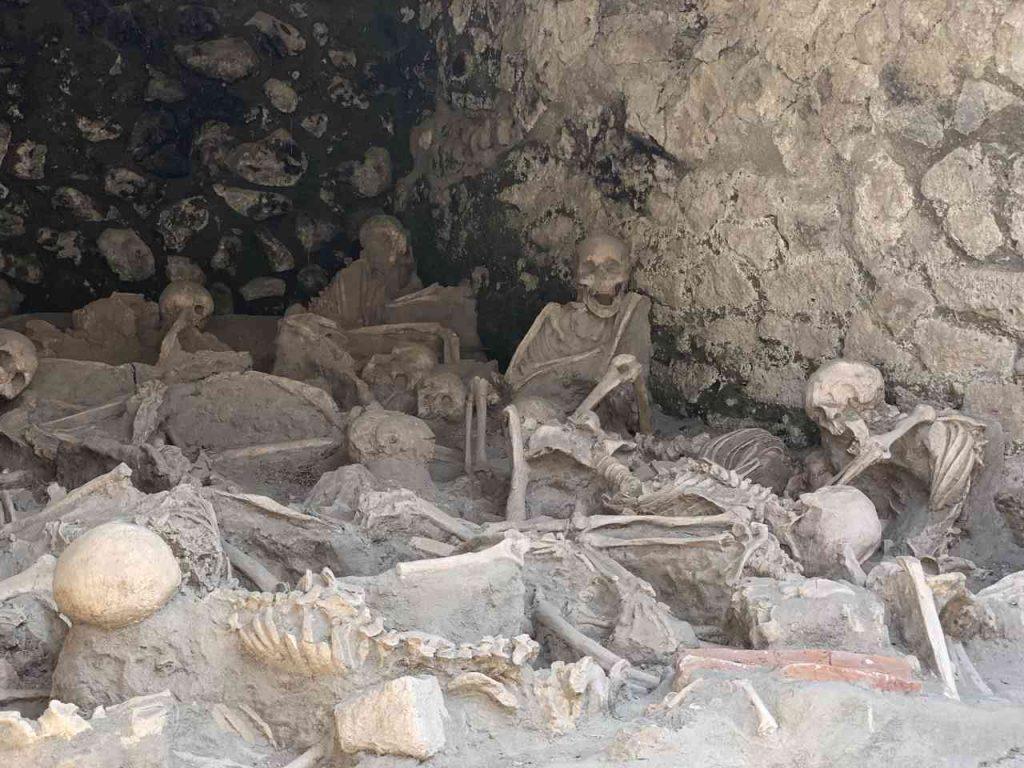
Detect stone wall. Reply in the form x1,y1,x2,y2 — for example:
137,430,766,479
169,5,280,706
0,0,431,314
404,0,1024,444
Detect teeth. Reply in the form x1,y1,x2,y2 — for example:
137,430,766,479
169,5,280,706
262,608,281,646
283,632,306,669
321,567,336,586
331,624,351,672
301,607,315,644
316,641,333,669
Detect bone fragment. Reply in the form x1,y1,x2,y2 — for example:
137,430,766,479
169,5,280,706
212,438,340,463
472,377,490,470
37,398,129,432
223,543,280,593
949,639,993,697
0,554,57,604
396,536,528,579
2,464,134,538
650,678,705,713
734,678,778,736
572,354,641,421
505,405,529,523
828,404,936,486
280,742,327,768
464,388,474,475
533,597,661,689
409,537,457,557
0,490,14,524
896,556,959,700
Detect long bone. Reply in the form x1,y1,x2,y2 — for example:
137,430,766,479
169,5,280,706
571,354,642,423
826,403,937,486
733,678,779,736
533,596,661,689
463,377,492,474
0,554,56,605
505,404,529,522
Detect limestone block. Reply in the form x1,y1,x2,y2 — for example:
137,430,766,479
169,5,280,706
913,319,1016,377
964,381,1024,444
728,577,892,656
333,676,447,759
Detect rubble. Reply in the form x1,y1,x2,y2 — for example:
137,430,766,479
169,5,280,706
0,2,1021,764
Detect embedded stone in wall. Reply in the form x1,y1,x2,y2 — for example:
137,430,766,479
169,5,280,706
0,277,22,318
295,214,338,252
264,78,299,113
228,129,307,187
965,381,1024,444
240,276,286,301
52,187,105,222
246,11,307,55
257,230,295,272
75,115,122,143
0,122,10,166
349,146,393,198
11,140,45,179
212,235,242,273
174,37,259,82
913,319,1017,378
145,69,186,103
97,228,156,282
37,229,84,264
995,4,1024,89
103,167,162,214
214,185,292,220
301,113,328,138
156,197,210,252
0,210,25,239
921,145,1003,260
954,80,1019,135
929,264,1024,337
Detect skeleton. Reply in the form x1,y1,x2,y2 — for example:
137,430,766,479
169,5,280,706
805,360,987,557
464,376,497,474
310,215,423,329
507,234,652,434
0,329,38,400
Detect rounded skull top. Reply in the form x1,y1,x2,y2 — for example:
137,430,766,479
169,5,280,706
0,328,38,400
53,522,182,629
159,281,215,328
804,359,885,436
576,234,631,319
794,485,882,577
348,409,435,463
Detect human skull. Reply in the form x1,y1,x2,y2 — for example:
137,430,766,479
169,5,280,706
362,343,436,392
159,281,215,328
53,522,182,629
793,486,882,578
0,329,38,400
360,214,412,279
416,371,466,421
348,409,436,463
576,234,631,319
804,360,885,436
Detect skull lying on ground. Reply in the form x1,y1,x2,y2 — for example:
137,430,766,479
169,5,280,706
159,281,215,328
0,328,38,399
417,370,466,421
